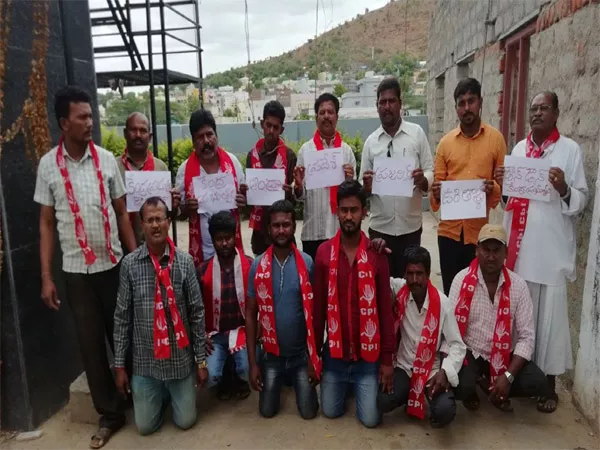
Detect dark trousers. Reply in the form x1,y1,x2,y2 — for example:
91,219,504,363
454,351,549,400
302,239,327,262
64,264,125,429
369,228,422,278
377,368,456,427
438,234,476,295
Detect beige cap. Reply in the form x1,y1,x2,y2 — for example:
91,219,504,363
478,224,507,245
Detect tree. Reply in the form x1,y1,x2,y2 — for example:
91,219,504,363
334,83,347,97
295,112,311,120
223,108,236,118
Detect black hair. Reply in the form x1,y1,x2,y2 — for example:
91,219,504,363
453,77,482,102
54,86,92,129
534,91,559,110
377,77,401,101
267,199,295,224
404,245,431,274
263,100,286,125
336,180,367,208
208,210,236,239
314,93,340,114
139,196,168,221
189,109,217,136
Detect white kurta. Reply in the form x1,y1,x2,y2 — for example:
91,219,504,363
502,135,588,374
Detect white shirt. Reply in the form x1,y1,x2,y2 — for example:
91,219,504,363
360,121,433,236
390,278,466,387
175,151,245,260
296,137,356,241
503,135,588,285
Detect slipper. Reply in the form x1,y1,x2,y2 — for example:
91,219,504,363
463,393,480,411
89,427,114,449
537,393,559,413
491,398,514,413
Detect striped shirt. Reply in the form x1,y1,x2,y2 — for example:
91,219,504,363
34,144,125,274
296,137,356,241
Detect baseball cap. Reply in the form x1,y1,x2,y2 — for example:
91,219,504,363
478,224,507,245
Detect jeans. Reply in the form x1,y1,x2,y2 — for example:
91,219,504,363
131,373,197,435
260,352,318,419
206,332,250,388
320,350,381,428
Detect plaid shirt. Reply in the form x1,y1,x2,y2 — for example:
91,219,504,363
446,266,535,361
114,244,206,381
197,256,253,332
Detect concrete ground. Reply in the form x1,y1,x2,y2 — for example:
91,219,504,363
5,213,598,450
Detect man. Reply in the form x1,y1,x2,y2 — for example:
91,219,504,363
378,246,466,428
494,92,588,413
448,224,548,412
175,109,246,268
116,112,180,245
295,93,356,261
361,77,434,278
114,197,207,435
313,180,394,428
246,200,320,419
34,86,137,449
430,78,507,295
245,100,297,255
197,211,253,400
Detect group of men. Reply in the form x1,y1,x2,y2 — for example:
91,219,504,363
33,75,586,447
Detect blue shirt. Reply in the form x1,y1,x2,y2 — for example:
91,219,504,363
248,250,314,357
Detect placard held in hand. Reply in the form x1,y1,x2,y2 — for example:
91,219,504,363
372,156,415,197
192,172,237,214
125,171,172,212
440,180,486,220
304,147,345,190
246,168,286,206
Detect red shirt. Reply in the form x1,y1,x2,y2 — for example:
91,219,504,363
313,238,395,366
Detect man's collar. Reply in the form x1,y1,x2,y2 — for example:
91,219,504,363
409,289,430,312
476,265,507,289
63,143,91,162
455,121,486,138
139,242,171,260
126,150,150,169
378,119,408,139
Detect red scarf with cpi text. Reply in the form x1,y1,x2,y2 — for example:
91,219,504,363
121,149,157,225
202,250,251,354
254,245,322,378
505,127,560,270
394,281,441,419
327,231,380,363
56,137,117,266
183,148,244,267
455,259,512,384
149,238,190,359
248,138,288,230
313,130,343,214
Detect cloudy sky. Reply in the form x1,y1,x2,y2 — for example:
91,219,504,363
91,0,389,77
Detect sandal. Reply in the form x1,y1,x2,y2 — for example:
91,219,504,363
89,427,115,449
233,377,251,400
463,393,480,411
491,398,514,413
537,393,559,413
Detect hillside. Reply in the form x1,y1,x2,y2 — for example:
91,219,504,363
205,0,433,88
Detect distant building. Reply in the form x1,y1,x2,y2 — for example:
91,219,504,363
341,75,384,108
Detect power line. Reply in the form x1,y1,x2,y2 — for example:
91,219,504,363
314,0,318,104
244,0,258,132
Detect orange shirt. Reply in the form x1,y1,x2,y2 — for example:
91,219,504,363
429,122,506,245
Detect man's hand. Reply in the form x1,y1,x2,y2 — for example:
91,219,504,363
249,363,263,392
196,366,209,388
426,369,449,400
343,163,354,180
236,184,248,208
431,181,441,202
171,188,181,213
282,183,293,194
41,275,60,311
380,364,394,394
412,168,428,191
362,170,374,194
489,373,511,404
186,197,199,215
206,337,214,356
483,180,495,195
293,166,305,188
368,238,391,255
115,368,130,398
307,361,319,387
549,167,568,197
494,166,505,188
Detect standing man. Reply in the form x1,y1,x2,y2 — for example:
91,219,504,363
361,77,434,277
430,78,506,295
378,246,466,428
114,197,207,435
494,92,588,413
175,109,247,268
197,211,253,400
246,200,321,420
313,180,394,428
34,86,137,449
294,93,356,261
245,101,297,255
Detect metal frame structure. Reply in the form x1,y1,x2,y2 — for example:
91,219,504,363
90,0,204,243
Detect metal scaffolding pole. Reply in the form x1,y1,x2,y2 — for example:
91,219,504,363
146,0,158,156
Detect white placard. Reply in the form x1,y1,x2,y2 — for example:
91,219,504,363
125,171,172,212
440,180,486,220
372,156,415,197
503,155,552,202
192,172,237,214
304,147,345,190
246,168,286,206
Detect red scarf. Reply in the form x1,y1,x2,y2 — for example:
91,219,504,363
149,237,190,359
121,149,156,225
394,281,441,419
254,244,322,378
313,130,343,214
248,138,288,230
183,148,244,267
506,127,560,270
56,137,117,266
455,259,512,384
202,250,251,353
327,231,380,363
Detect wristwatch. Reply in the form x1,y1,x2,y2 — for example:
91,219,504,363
504,370,515,384
197,360,208,370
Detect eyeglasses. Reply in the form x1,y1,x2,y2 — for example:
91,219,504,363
529,104,553,114
143,217,169,225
